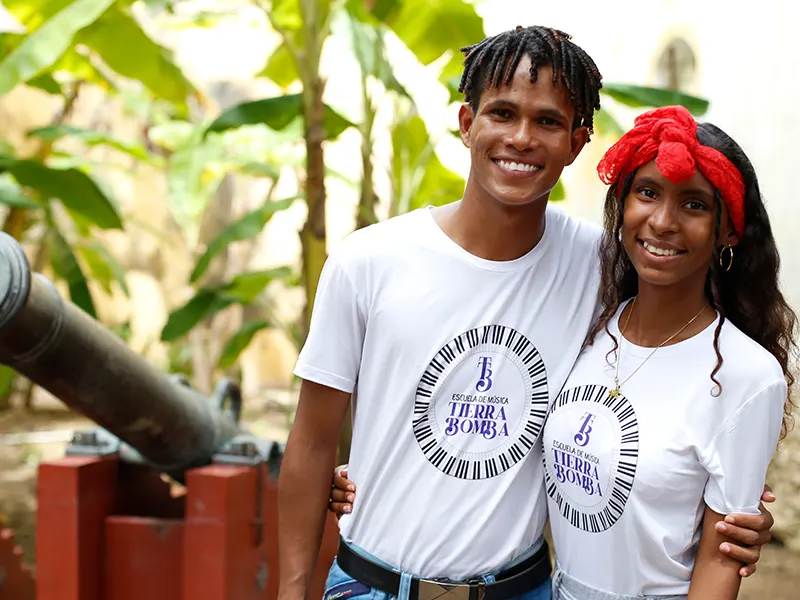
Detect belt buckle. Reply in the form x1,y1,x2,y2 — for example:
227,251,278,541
417,578,484,600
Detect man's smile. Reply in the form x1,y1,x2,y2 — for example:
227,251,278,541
492,158,544,176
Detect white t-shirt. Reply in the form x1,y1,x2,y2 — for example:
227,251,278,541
295,204,602,579
543,301,786,596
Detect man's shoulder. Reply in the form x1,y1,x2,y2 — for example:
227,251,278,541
328,209,427,268
545,203,603,240
544,203,603,252
340,209,423,247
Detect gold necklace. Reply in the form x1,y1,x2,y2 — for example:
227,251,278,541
609,297,709,398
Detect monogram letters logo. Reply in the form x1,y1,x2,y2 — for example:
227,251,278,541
574,412,594,447
543,385,639,532
476,356,493,392
413,325,549,480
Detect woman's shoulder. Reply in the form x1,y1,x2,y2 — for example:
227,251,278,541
716,319,786,394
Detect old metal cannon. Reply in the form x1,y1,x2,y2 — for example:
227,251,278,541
0,232,338,600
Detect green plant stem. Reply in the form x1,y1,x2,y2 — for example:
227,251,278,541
257,0,305,79
356,56,377,229
296,0,328,340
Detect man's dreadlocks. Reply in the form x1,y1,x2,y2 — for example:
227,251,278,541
458,25,603,139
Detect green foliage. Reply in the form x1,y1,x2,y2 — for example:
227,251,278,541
218,320,270,369
51,46,117,90
352,0,483,66
349,0,482,98
204,94,355,140
0,366,16,400
0,157,123,229
152,121,226,247
442,75,464,104
190,196,299,283
27,72,62,94
48,221,96,317
1,0,196,108
338,12,409,98
161,267,293,342
77,239,130,296
602,83,709,116
76,3,197,113
392,114,464,213
0,0,115,96
0,176,40,208
148,120,297,251
550,179,565,202
0,0,201,405
271,0,311,32
593,107,625,138
0,0,714,406
259,42,298,88
3,0,74,30
28,125,163,165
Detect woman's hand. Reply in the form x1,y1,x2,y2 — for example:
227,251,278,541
328,464,357,520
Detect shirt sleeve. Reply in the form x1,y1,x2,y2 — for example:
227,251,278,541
700,379,786,515
293,249,367,394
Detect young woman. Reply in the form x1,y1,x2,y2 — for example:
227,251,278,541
327,106,797,599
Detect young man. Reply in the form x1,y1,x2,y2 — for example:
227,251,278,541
278,25,774,600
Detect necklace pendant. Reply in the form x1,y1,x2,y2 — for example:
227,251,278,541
608,387,621,398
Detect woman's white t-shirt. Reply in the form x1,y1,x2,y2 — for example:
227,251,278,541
542,301,786,596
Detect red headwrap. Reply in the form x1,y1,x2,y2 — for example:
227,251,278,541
596,105,745,236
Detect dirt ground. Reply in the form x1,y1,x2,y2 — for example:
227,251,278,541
1,395,799,598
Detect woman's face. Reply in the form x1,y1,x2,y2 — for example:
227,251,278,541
621,160,738,292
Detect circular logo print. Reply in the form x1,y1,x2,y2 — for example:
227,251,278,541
413,325,549,480
543,384,639,532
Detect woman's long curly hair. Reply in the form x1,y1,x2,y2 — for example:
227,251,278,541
583,122,798,439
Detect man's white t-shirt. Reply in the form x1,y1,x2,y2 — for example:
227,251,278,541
295,204,602,579
543,301,786,596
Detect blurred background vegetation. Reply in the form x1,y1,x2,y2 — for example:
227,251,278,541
0,0,706,411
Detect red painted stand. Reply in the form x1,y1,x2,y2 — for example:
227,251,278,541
0,526,35,600
33,455,339,600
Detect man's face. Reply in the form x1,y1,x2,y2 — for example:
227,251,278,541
458,58,588,208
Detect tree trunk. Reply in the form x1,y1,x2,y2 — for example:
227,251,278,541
295,0,354,463
356,138,377,230
355,58,378,231
299,72,353,463
300,74,328,339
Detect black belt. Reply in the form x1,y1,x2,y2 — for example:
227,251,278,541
336,538,551,600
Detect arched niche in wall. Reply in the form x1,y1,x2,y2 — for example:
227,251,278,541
653,37,697,92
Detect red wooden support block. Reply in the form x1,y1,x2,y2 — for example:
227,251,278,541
182,464,269,600
105,517,184,600
0,528,35,600
36,455,118,600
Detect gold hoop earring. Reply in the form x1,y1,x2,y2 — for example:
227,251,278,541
719,246,734,272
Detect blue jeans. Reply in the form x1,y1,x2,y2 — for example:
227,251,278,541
322,543,552,600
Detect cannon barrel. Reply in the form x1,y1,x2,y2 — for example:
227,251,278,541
0,232,243,474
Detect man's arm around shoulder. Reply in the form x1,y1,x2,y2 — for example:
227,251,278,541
278,379,351,600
